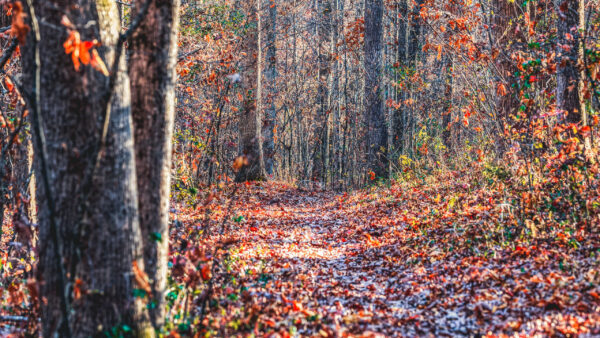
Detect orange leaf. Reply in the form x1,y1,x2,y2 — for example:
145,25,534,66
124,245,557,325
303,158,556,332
9,2,30,45
73,278,84,300
580,125,591,137
132,260,151,294
200,264,211,280
90,49,109,76
79,46,91,65
5,78,14,92
497,83,507,96
63,30,80,55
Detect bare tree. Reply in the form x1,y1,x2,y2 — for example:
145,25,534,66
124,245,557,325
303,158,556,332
555,0,588,140
237,0,266,181
129,0,180,327
263,0,277,176
312,0,332,182
364,0,387,178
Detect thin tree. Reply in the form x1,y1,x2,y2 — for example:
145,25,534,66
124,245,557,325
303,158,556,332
364,0,388,178
129,0,180,327
263,0,277,176
555,0,589,147
312,0,332,182
237,0,266,181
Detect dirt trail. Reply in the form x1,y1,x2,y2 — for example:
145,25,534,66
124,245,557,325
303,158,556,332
173,183,600,337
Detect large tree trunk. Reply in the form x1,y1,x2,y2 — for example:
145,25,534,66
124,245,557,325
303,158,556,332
129,0,180,327
23,0,150,336
237,0,266,182
263,0,277,176
364,0,388,179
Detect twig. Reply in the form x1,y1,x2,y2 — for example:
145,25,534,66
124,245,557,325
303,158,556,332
0,39,18,70
0,315,29,322
0,106,28,181
178,47,202,61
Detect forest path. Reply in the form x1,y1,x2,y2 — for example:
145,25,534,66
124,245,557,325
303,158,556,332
173,182,600,337
226,184,471,337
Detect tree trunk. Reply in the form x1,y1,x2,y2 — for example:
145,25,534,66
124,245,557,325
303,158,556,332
442,56,453,150
23,0,150,336
237,0,266,181
556,0,584,125
312,0,332,182
488,0,519,155
129,0,180,328
555,0,588,149
263,0,277,176
364,0,388,179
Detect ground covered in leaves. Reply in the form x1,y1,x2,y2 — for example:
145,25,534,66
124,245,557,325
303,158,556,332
167,174,600,337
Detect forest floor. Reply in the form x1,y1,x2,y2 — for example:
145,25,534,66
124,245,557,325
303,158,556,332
170,175,600,337
2,173,600,336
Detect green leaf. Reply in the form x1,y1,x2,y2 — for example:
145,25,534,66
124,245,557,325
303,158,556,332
150,232,162,243
133,288,148,298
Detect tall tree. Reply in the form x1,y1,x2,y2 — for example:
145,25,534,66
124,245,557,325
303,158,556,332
129,0,180,327
23,0,150,335
263,0,277,176
364,0,387,178
392,0,408,158
555,0,588,133
312,0,332,182
442,55,453,150
487,0,520,155
237,0,266,181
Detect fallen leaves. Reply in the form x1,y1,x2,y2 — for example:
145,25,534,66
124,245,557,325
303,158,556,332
167,177,600,336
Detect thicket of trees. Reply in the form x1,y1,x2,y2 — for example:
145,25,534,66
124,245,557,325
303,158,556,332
1,0,600,335
172,0,599,190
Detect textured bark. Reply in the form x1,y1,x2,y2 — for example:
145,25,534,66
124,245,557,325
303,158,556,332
491,0,518,119
487,0,520,157
312,0,332,182
392,0,408,156
237,0,266,182
263,0,277,176
406,0,423,65
364,0,387,178
555,0,586,125
129,0,180,327
23,0,150,335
